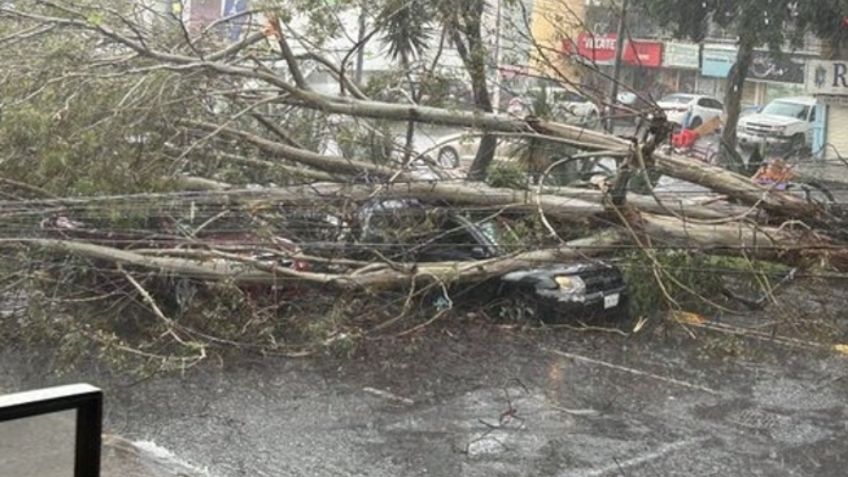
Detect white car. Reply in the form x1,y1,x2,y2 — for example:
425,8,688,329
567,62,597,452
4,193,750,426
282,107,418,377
550,88,600,126
507,88,600,126
737,96,817,151
656,94,724,129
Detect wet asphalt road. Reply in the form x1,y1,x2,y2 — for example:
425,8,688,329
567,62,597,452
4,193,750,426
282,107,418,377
3,282,848,477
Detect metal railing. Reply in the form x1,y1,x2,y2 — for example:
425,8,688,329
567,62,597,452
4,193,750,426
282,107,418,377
0,383,102,477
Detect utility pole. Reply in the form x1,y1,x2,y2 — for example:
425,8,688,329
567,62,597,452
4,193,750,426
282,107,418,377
607,0,628,132
355,3,367,84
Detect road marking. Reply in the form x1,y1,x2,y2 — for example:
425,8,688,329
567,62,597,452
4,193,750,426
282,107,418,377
557,436,711,477
544,348,722,396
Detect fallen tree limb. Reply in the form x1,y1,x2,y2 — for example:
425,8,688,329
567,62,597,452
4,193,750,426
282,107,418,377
653,151,823,219
0,231,622,290
0,181,820,235
8,210,846,292
181,119,405,179
637,213,848,269
0,181,606,222
542,186,754,221
172,175,233,191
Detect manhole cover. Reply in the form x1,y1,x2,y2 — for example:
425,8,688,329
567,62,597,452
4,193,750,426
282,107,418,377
728,409,781,430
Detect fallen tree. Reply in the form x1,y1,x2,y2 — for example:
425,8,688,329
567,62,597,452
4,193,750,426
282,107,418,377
0,1,846,366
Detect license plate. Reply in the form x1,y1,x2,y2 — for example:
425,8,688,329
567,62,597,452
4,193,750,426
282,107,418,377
604,293,620,309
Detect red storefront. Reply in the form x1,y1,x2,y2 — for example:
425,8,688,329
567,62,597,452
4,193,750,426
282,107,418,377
561,33,666,95
562,33,663,68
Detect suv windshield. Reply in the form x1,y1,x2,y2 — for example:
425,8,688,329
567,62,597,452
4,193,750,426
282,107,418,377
553,91,586,103
761,100,810,120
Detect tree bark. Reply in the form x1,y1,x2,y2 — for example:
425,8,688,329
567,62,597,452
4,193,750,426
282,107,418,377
449,2,498,181
638,214,848,270
0,232,623,291
653,150,822,219
181,119,404,179
720,33,755,171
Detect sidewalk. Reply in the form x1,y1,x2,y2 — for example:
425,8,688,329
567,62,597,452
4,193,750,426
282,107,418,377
0,410,76,477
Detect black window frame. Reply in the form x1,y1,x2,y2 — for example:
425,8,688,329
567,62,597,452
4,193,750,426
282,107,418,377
0,384,102,477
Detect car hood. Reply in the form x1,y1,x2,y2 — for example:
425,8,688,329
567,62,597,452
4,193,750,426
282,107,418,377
501,262,615,286
740,114,803,127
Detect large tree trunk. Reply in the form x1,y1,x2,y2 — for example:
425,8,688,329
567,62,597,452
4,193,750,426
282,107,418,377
653,151,823,219
449,1,498,181
720,33,755,172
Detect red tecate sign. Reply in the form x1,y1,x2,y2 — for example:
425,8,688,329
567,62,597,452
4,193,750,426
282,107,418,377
562,33,663,68
562,33,618,64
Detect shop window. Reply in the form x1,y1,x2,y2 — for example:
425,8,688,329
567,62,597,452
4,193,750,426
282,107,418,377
763,83,805,104
678,71,697,94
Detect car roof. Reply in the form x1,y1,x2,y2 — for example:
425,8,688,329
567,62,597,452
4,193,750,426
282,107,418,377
769,96,816,105
659,93,697,100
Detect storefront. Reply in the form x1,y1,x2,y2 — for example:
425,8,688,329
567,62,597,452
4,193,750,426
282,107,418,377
806,60,848,159
697,44,760,103
561,33,664,94
663,42,700,93
699,44,812,106
748,50,808,104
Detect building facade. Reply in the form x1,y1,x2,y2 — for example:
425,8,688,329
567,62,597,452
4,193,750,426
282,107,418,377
806,60,848,159
531,0,823,107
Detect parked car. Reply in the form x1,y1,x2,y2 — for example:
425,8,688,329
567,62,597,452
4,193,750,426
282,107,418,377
409,131,480,170
356,199,628,321
609,91,657,125
549,88,601,126
737,96,817,152
656,93,724,129
507,87,601,127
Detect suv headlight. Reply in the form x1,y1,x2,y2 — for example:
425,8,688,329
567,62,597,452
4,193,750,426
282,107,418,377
554,275,586,292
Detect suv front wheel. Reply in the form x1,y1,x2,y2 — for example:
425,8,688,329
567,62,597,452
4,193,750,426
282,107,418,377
788,133,807,154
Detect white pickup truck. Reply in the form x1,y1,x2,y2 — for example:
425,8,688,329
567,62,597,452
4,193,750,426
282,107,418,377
737,96,817,152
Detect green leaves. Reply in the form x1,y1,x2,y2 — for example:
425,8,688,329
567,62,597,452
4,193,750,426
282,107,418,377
85,12,104,27
379,0,434,61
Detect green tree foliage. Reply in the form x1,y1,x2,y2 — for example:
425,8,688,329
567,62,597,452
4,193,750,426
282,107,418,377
379,0,433,61
795,0,848,59
0,7,211,195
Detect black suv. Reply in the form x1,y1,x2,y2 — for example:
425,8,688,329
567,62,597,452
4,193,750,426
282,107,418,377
356,199,628,322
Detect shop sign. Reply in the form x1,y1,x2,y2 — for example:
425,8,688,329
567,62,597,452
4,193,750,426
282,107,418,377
562,33,618,64
561,33,662,68
807,60,848,96
701,45,737,77
623,40,663,68
664,42,700,69
749,51,805,84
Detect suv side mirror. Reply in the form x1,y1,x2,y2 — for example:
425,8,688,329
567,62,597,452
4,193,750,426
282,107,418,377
470,246,488,259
